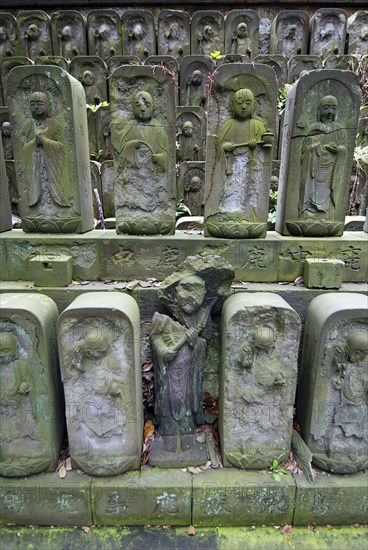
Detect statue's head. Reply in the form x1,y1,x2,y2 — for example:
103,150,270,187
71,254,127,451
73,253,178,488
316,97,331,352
29,91,51,118
97,24,110,41
191,70,203,86
83,328,109,359
61,25,73,41
0,332,17,364
189,175,201,189
253,326,275,350
231,88,256,120
26,24,40,41
182,121,193,137
0,26,7,42
82,70,94,86
347,330,368,364
132,91,154,121
132,23,144,40
168,23,179,39
176,275,206,314
1,121,11,137
236,22,248,38
286,25,297,38
203,25,214,39
318,95,338,124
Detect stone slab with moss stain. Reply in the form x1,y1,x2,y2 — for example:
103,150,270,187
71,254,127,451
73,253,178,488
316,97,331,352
0,135,12,233
0,471,92,526
7,65,94,234
91,469,192,525
30,254,73,287
297,293,368,474
303,258,345,289
293,471,368,526
57,292,142,476
0,293,64,477
192,469,295,527
276,70,361,238
219,293,301,470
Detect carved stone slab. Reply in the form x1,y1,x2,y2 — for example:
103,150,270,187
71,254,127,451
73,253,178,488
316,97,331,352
70,56,108,106
179,55,215,108
176,106,206,163
310,9,347,58
87,9,122,60
219,293,300,469
298,293,368,474
51,10,87,59
348,11,368,54
1,57,33,106
191,11,224,56
144,56,179,104
270,11,309,57
7,65,94,233
225,10,259,60
287,55,322,84
5,160,18,215
0,133,12,231
95,104,113,161
0,13,18,62
0,106,12,160
158,9,190,62
108,55,141,76
0,293,63,477
323,55,358,70
178,161,205,216
276,70,361,237
101,159,117,218
57,292,143,476
122,10,156,61
34,56,69,71
17,10,52,61
110,65,176,235
204,63,277,239
254,54,287,88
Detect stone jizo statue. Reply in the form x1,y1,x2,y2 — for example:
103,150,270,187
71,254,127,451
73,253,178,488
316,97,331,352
178,121,200,162
231,22,252,58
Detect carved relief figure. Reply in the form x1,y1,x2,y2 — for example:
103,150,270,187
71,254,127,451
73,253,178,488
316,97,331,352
164,22,184,59
178,121,200,162
94,23,116,59
184,175,202,215
82,70,101,105
58,25,79,58
185,70,206,107
300,95,347,215
21,92,71,217
1,121,13,159
127,22,149,59
279,24,303,57
23,24,44,59
197,24,217,56
0,25,14,59
231,22,252,58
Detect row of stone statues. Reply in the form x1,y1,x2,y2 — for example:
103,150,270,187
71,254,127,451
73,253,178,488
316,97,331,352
0,63,361,238
1,256,367,478
0,9,367,65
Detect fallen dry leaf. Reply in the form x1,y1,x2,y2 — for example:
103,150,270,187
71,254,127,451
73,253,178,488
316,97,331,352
187,525,196,536
282,525,293,534
144,420,155,441
81,526,90,533
58,465,66,479
65,457,72,471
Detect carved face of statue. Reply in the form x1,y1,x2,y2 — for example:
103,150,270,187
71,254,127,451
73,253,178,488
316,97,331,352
133,23,144,40
176,275,206,314
320,22,335,40
26,24,40,41
231,89,256,120
0,332,17,365
191,70,203,86
253,326,275,351
1,121,11,137
319,96,338,124
168,23,179,39
347,330,368,364
236,23,248,39
29,92,50,119
203,25,214,40
132,91,154,121
82,70,94,86
98,24,110,41
182,121,193,137
286,25,297,39
61,25,73,41
83,329,109,359
0,26,7,42
189,176,201,191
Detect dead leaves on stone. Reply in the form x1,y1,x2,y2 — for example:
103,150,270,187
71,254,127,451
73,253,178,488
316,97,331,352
142,361,154,412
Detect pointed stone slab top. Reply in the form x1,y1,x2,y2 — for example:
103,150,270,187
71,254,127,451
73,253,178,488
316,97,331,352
57,292,142,476
276,69,361,237
7,64,94,233
298,293,368,474
219,292,301,470
0,293,63,477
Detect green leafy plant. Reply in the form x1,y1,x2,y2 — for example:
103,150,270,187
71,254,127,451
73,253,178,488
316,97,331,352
90,149,103,162
86,101,110,113
176,199,192,219
268,189,278,224
270,459,288,482
277,84,292,114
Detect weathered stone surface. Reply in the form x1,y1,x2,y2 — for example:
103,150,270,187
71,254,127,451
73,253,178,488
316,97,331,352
0,293,63,477
7,65,94,234
17,10,52,60
0,107,12,159
254,54,287,88
287,55,322,84
276,70,361,237
348,11,368,54
95,104,113,161
5,160,18,214
191,11,224,56
293,471,368,525
150,255,234,467
110,65,176,235
270,11,309,57
219,293,300,470
90,160,102,220
108,55,140,75
57,292,142,476
357,105,368,147
0,472,92,526
158,10,190,62
70,56,108,106
87,9,121,60
30,254,73,287
101,159,117,219
192,469,295,526
1,56,32,105
310,9,347,58
122,10,156,61
179,55,215,108
178,161,205,216
323,55,358,70
297,293,368,474
176,106,206,162
204,63,277,239
51,10,87,59
225,10,259,60
0,13,18,62
144,56,179,102
91,470,191,525
303,258,344,289
34,55,69,71
0,133,12,232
